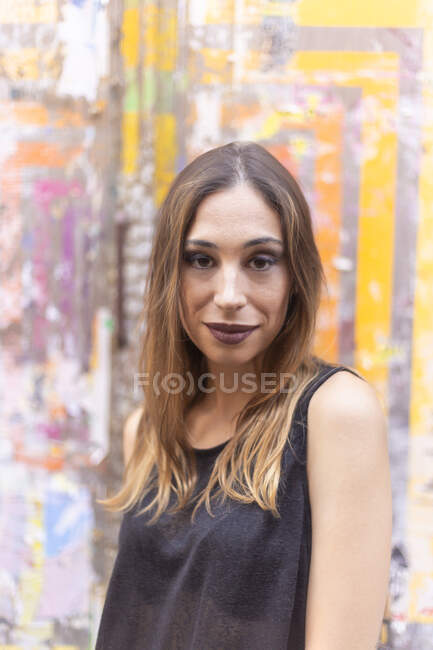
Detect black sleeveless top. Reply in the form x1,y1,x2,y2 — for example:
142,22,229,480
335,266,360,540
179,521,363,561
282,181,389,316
95,361,361,649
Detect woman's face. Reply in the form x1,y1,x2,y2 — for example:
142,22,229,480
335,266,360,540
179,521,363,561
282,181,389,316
179,183,291,371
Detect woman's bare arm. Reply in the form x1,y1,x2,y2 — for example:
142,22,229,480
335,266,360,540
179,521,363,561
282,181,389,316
122,406,144,467
305,371,392,650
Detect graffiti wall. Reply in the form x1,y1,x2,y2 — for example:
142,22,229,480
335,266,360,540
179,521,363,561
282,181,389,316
0,0,119,647
118,1,433,648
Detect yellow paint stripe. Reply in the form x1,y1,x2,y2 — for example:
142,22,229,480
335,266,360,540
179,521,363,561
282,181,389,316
18,498,44,625
156,8,178,72
205,0,236,23
154,113,177,207
121,8,140,68
143,4,158,68
200,0,294,25
292,50,399,76
295,0,419,27
121,6,140,176
200,48,233,85
122,6,178,176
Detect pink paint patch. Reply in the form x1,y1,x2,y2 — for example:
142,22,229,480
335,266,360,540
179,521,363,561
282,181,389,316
36,537,94,618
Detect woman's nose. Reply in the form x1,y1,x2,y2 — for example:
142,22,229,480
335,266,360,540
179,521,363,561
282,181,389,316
213,266,247,310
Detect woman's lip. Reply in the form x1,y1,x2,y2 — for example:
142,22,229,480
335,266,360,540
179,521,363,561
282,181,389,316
205,325,258,345
204,323,259,333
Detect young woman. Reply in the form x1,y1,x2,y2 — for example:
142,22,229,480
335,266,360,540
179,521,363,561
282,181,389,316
96,141,392,649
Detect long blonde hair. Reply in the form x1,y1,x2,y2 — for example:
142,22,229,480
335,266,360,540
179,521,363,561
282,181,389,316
97,141,359,524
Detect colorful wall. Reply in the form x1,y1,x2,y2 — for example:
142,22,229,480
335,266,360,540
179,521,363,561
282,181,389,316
0,0,119,647
1,0,433,648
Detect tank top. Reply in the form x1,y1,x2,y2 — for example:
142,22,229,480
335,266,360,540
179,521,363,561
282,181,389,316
95,360,363,649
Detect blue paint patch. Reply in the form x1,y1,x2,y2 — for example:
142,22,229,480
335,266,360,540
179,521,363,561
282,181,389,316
21,230,33,250
44,484,93,558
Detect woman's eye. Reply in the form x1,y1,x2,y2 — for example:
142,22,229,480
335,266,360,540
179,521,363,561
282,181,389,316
183,252,278,271
183,252,213,269
249,255,277,271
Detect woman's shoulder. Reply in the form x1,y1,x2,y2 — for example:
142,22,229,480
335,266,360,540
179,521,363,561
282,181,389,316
296,358,368,413
309,363,380,418
307,365,387,470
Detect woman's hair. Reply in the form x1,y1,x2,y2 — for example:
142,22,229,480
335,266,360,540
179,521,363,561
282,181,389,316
97,140,363,524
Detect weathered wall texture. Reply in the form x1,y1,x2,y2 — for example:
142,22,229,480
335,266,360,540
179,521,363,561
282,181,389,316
1,0,433,648
0,0,122,647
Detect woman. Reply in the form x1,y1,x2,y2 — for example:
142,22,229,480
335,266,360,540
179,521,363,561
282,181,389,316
96,141,392,649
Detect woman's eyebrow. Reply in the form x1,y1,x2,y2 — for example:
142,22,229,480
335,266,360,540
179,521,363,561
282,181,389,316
185,237,283,249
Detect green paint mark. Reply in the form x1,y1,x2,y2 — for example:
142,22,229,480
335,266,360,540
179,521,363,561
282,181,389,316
124,84,139,112
143,68,156,113
124,68,139,112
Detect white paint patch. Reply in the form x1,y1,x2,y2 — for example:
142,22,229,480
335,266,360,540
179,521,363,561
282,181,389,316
332,256,354,272
57,0,109,102
190,90,221,152
89,307,112,464
188,0,207,26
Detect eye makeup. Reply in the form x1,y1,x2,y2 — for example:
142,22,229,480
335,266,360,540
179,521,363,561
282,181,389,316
182,249,282,271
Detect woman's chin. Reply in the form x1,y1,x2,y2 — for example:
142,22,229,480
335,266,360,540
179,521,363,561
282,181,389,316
200,344,261,368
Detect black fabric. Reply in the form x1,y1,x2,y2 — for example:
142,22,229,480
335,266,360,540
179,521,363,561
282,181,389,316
95,361,362,649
